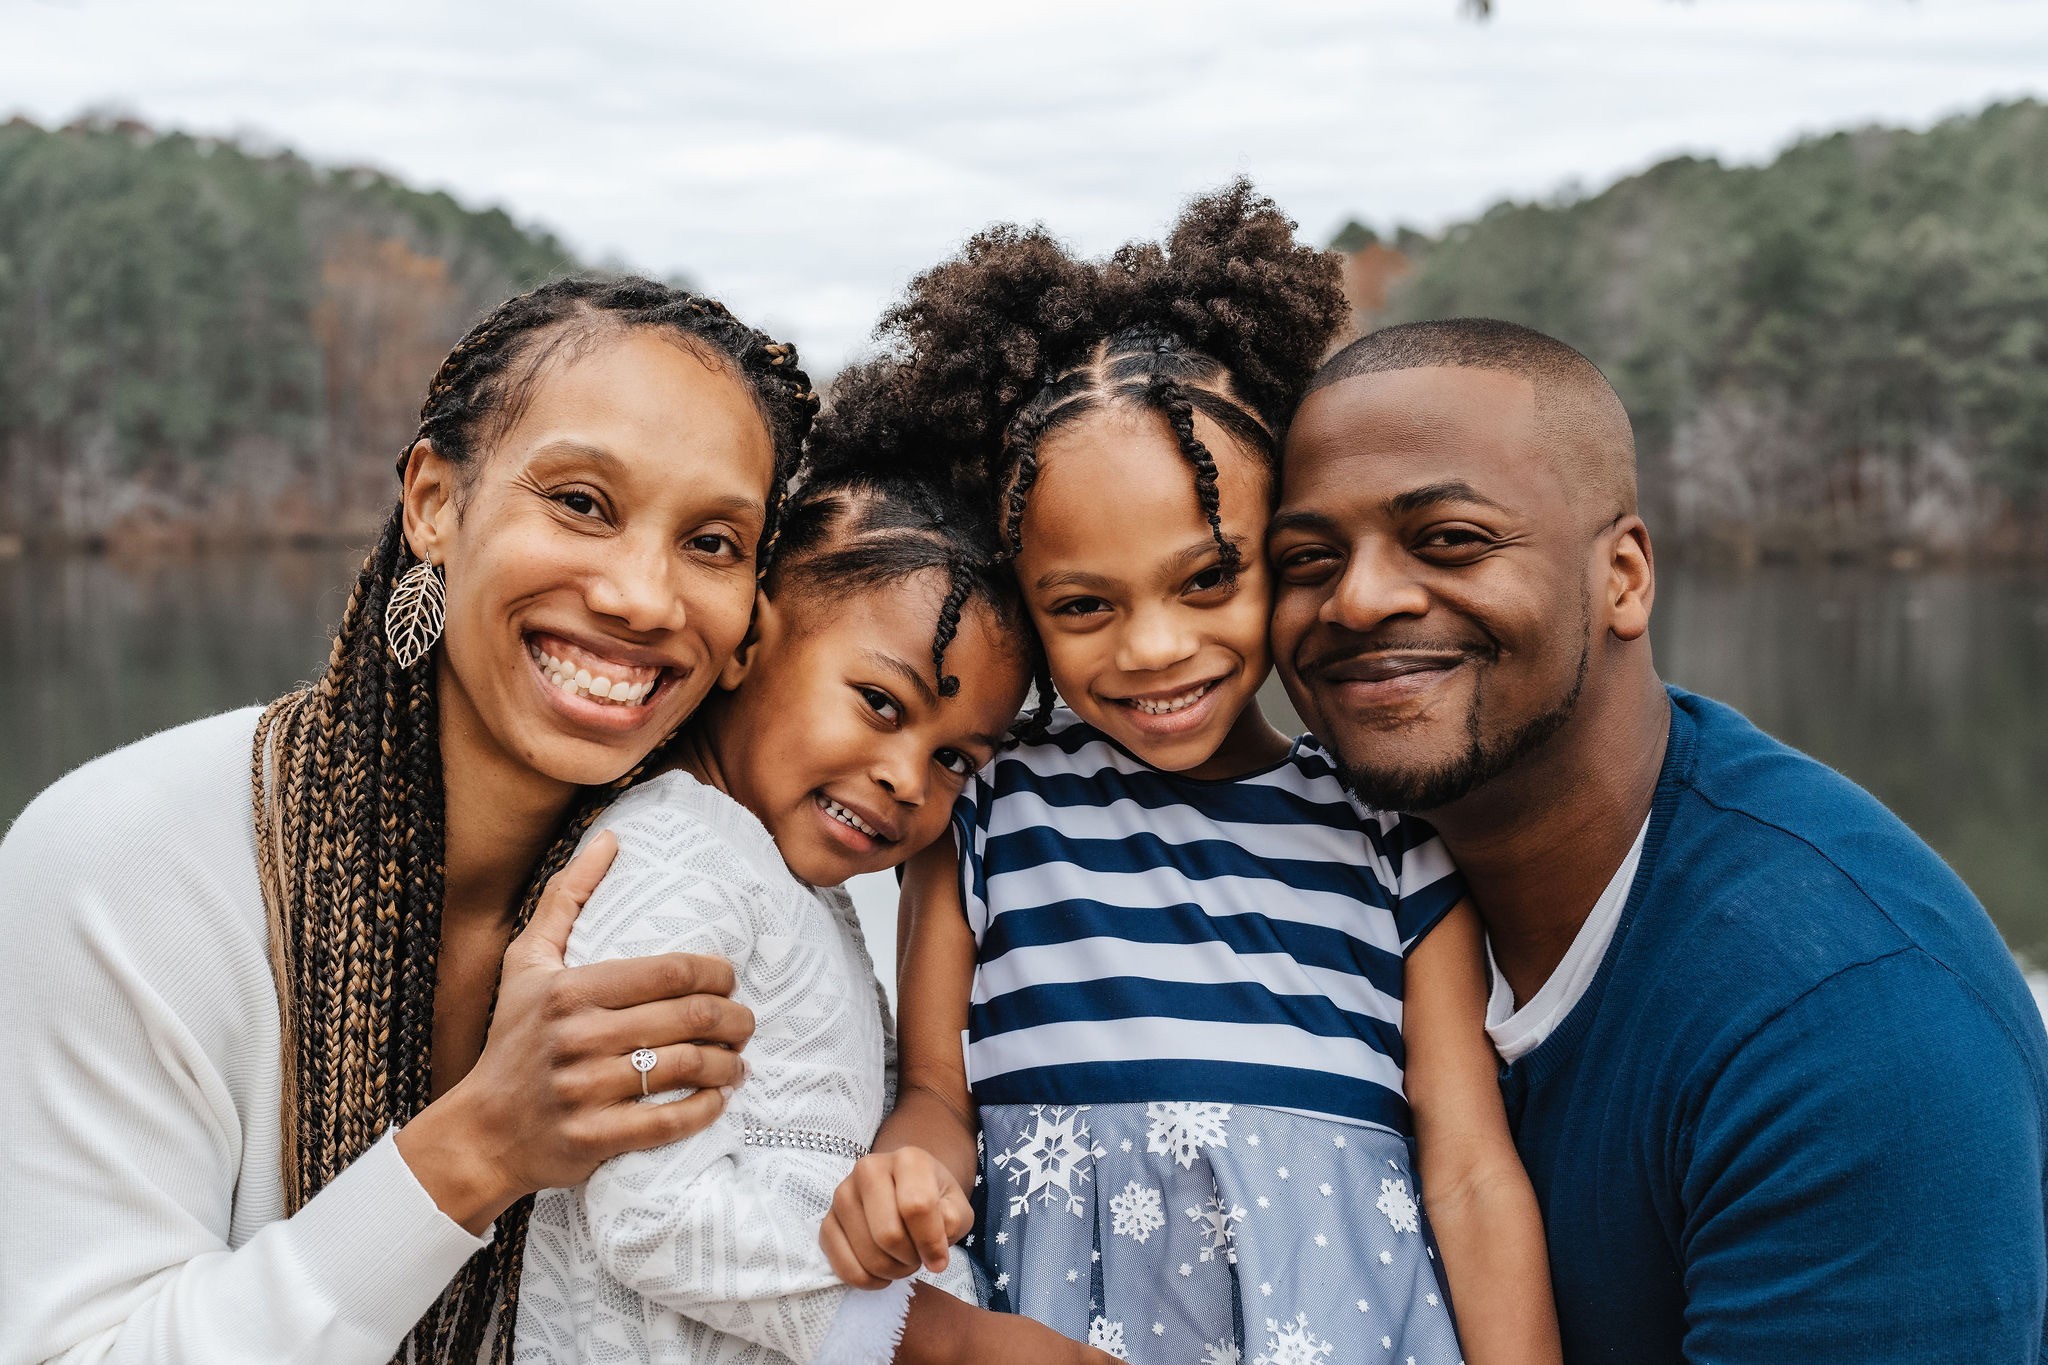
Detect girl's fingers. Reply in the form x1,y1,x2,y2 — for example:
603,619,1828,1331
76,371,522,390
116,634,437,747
939,1183,974,1245
820,1213,889,1290
839,1175,918,1283
855,1160,923,1273
897,1166,954,1271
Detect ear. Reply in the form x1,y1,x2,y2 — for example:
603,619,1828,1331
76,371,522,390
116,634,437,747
1602,515,1655,643
399,439,460,564
718,592,785,690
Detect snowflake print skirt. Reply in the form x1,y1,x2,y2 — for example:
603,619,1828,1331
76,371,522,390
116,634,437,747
972,1102,1463,1365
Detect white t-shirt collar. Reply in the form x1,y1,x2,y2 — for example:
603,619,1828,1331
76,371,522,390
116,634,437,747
1484,815,1652,1064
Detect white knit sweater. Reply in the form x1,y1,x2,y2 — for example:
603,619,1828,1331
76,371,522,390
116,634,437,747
513,771,964,1365
0,710,489,1364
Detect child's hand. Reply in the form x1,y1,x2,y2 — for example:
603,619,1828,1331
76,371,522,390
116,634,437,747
820,1147,974,1289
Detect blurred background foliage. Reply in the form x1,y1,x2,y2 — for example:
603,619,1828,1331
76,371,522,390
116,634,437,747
1336,99,2048,563
0,113,576,545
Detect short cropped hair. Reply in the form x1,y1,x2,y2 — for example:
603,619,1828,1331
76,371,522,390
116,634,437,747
1309,318,1638,516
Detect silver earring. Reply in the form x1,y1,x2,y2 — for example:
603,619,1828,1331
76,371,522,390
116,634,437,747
385,556,446,669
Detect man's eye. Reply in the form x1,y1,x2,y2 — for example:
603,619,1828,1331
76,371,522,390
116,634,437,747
936,748,974,776
1277,546,1338,579
1418,527,1493,559
857,686,901,723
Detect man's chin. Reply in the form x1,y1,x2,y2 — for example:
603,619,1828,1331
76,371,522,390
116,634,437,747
1331,752,1487,815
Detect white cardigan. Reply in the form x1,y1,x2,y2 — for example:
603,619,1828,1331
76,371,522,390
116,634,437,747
0,710,488,1364
514,772,964,1365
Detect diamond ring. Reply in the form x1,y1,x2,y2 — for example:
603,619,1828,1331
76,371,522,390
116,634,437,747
630,1047,658,1096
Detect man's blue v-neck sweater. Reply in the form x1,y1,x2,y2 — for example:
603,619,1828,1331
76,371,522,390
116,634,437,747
1504,688,2048,1362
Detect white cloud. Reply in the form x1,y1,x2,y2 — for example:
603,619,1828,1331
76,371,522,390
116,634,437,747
6,0,2045,367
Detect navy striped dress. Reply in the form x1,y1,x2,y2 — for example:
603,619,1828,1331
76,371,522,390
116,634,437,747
955,711,1468,1365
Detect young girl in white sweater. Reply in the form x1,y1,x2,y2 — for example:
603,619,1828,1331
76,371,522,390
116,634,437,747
512,448,1114,1365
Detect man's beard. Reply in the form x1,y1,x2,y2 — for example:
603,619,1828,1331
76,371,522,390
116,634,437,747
1334,631,1590,814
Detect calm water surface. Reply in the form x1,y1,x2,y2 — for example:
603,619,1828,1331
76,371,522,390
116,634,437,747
3,551,2044,979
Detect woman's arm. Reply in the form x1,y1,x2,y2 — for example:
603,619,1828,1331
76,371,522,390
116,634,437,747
1404,900,1562,1365
0,760,746,1365
821,837,982,1288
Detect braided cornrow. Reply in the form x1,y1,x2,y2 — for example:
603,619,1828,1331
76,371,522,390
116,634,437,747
1146,372,1239,577
250,275,815,1365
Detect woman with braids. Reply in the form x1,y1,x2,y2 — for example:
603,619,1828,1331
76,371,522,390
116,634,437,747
819,184,1563,1365
508,426,1123,1365
0,276,820,1364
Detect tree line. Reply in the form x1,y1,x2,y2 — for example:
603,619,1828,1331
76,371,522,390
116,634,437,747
0,113,576,546
1349,99,2048,562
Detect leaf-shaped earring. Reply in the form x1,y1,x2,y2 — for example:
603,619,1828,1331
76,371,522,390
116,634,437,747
385,555,446,669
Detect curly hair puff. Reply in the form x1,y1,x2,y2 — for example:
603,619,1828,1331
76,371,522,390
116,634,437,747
817,178,1347,734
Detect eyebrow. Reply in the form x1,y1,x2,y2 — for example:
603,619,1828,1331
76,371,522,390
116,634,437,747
1031,535,1249,593
862,649,940,709
528,439,765,519
1386,480,1512,517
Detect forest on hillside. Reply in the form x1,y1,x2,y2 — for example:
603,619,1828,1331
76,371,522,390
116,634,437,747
1355,99,2048,562
0,114,578,545
5,103,2046,558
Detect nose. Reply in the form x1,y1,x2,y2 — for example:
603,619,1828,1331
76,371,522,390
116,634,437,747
1114,603,1200,676
871,738,927,810
1322,539,1431,634
586,532,687,634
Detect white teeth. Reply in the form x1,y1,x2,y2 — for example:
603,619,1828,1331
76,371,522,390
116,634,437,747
1131,683,1213,715
526,642,658,707
821,798,880,839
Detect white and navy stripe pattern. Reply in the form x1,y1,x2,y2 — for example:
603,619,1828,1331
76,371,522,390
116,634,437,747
956,710,1464,1137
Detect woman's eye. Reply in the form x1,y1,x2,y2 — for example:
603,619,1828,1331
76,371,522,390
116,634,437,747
556,490,600,517
857,687,901,724
936,748,974,776
688,532,742,558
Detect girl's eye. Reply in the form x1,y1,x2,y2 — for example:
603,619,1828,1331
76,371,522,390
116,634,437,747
1051,597,1110,618
857,686,901,724
1187,565,1230,594
936,748,974,777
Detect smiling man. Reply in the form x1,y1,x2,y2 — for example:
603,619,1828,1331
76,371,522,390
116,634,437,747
1269,318,2048,1362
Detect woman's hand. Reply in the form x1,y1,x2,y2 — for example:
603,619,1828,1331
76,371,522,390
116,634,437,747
821,1145,974,1288
396,831,754,1233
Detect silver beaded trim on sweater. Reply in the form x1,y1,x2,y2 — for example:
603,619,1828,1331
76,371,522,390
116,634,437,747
741,1124,870,1162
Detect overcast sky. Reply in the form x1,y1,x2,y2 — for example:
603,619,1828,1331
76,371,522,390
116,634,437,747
7,0,2046,369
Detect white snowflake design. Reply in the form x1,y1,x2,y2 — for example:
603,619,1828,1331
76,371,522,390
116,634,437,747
1186,1194,1247,1264
1201,1342,1243,1365
1088,1316,1129,1360
1254,1312,1335,1365
1377,1177,1421,1235
1109,1180,1167,1244
993,1105,1108,1217
1145,1101,1232,1169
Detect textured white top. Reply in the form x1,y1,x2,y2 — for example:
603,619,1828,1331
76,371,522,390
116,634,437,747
1484,815,1651,1064
514,771,961,1365
0,709,490,1365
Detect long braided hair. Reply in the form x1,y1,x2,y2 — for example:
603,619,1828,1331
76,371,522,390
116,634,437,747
249,276,816,1364
823,180,1347,735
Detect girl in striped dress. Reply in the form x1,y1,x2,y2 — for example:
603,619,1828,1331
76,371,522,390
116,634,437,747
819,186,1561,1365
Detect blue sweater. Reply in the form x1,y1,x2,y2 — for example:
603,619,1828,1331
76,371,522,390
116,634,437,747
1505,688,2048,1362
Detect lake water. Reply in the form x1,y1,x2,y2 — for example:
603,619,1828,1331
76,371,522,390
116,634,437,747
3,550,2044,998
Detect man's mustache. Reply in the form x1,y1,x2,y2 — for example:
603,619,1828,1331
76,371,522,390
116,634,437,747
1294,634,1499,678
